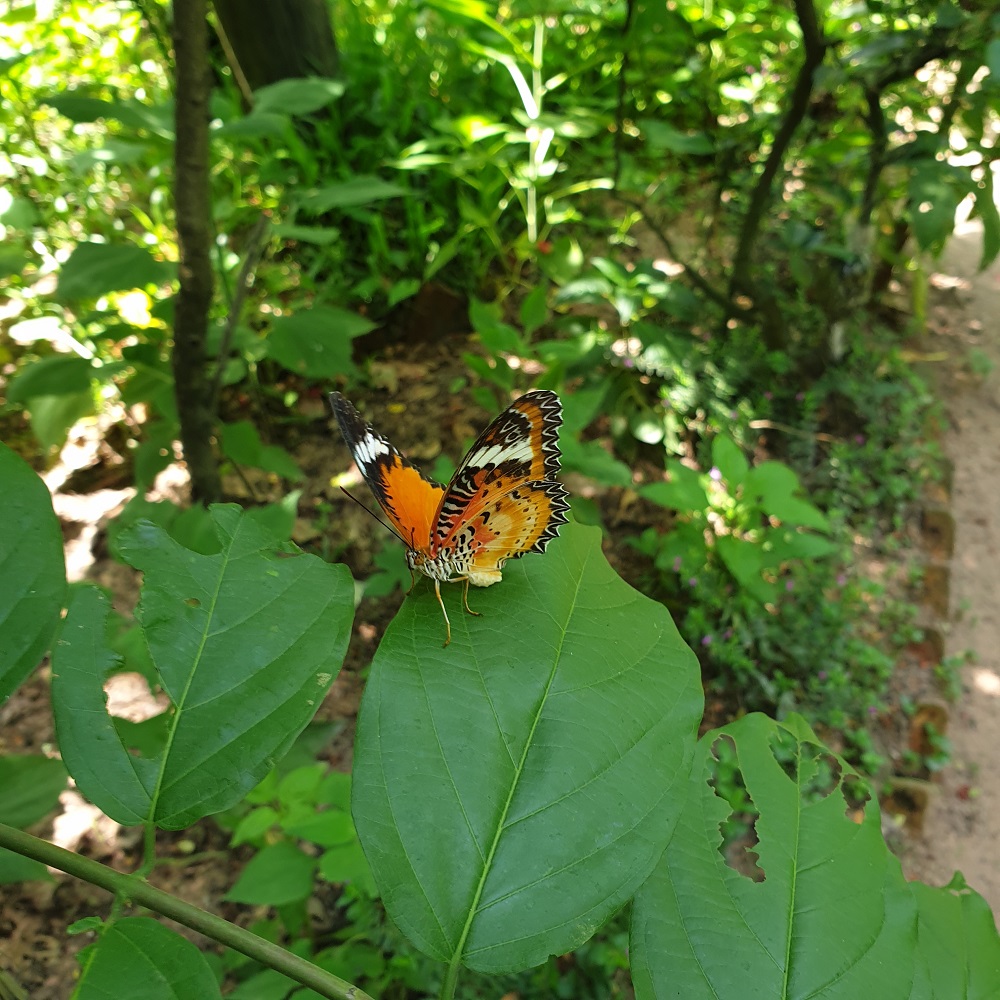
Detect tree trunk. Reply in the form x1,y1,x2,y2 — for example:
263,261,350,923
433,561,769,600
172,0,222,504
212,0,338,100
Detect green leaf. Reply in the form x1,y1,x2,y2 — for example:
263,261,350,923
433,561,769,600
56,241,175,302
6,355,95,404
73,917,221,1000
219,421,303,481
0,848,52,885
266,305,374,378
319,840,377,896
272,223,341,246
711,435,749,488
641,462,708,512
640,120,715,155
298,177,407,214
908,163,960,257
520,283,549,337
352,522,703,972
715,535,777,603
225,840,317,906
744,462,829,531
51,506,354,828
0,444,66,702
911,874,1000,995
561,437,633,488
0,755,67,827
27,392,96,452
631,714,918,1000
974,163,1000,271
252,77,345,117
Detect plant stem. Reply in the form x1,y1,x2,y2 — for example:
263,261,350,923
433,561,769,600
0,823,373,1000
439,956,461,1000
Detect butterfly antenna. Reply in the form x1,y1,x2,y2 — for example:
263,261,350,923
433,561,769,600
340,487,404,542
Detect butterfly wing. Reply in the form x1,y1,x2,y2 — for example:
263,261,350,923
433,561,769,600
329,392,444,550
432,389,569,578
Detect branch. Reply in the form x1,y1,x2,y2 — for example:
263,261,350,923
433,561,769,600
728,0,828,300
0,823,373,1000
616,193,747,314
210,212,271,413
173,0,222,503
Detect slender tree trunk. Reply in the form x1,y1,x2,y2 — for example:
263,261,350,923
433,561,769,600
727,0,827,348
172,0,221,504
212,0,338,102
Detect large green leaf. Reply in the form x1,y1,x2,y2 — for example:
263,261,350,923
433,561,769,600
0,443,66,702
266,305,374,378
73,917,220,1000
352,522,703,975
630,714,918,999
252,76,345,117
51,506,354,828
56,241,176,302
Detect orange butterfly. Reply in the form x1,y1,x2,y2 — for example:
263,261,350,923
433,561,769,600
330,389,570,646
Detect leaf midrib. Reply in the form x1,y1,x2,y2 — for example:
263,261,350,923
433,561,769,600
144,532,236,825
447,545,590,969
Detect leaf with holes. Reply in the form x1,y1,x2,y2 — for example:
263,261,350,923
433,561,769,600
352,522,704,976
51,505,354,828
630,713,919,1000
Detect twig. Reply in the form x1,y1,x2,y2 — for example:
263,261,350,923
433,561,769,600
210,213,271,413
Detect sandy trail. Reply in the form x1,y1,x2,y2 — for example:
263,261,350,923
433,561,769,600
902,190,1000,917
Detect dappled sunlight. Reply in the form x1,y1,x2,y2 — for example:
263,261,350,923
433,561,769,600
971,668,1000,698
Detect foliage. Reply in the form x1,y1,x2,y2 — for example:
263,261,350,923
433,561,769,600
1,0,998,997
3,469,1000,999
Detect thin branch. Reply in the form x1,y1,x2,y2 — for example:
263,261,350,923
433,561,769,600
210,212,271,412
616,193,749,314
728,0,828,300
0,823,373,1000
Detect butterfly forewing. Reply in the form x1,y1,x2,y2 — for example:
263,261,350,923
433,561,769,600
329,392,445,549
432,390,565,553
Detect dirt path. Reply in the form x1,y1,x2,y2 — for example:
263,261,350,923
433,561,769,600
902,187,1000,917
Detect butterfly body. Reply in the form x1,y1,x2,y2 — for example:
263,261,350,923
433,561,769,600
330,389,569,645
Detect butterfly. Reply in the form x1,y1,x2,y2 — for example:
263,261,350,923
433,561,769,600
330,389,570,646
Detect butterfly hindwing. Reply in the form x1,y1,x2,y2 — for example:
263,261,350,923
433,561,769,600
329,392,445,548
433,389,565,552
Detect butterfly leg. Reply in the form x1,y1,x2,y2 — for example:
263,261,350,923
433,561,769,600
434,580,452,647
461,578,482,618
405,567,417,597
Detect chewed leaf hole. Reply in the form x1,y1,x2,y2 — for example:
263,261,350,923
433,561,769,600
707,735,765,883
767,728,842,803
841,773,872,822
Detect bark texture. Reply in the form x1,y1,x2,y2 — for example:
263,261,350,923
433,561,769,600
172,0,222,504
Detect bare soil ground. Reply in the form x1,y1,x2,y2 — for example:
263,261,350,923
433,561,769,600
901,203,1000,917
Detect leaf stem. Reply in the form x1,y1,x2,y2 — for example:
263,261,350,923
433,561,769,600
0,823,373,1000
439,956,461,1000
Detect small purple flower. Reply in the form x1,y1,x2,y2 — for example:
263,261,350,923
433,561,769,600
868,706,878,716
795,392,805,402
785,579,794,592
854,434,865,445
763,391,773,401
687,577,698,588
722,628,733,640
672,556,683,572
818,671,828,681
837,573,847,586
709,467,722,481
623,357,634,369
701,635,713,646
